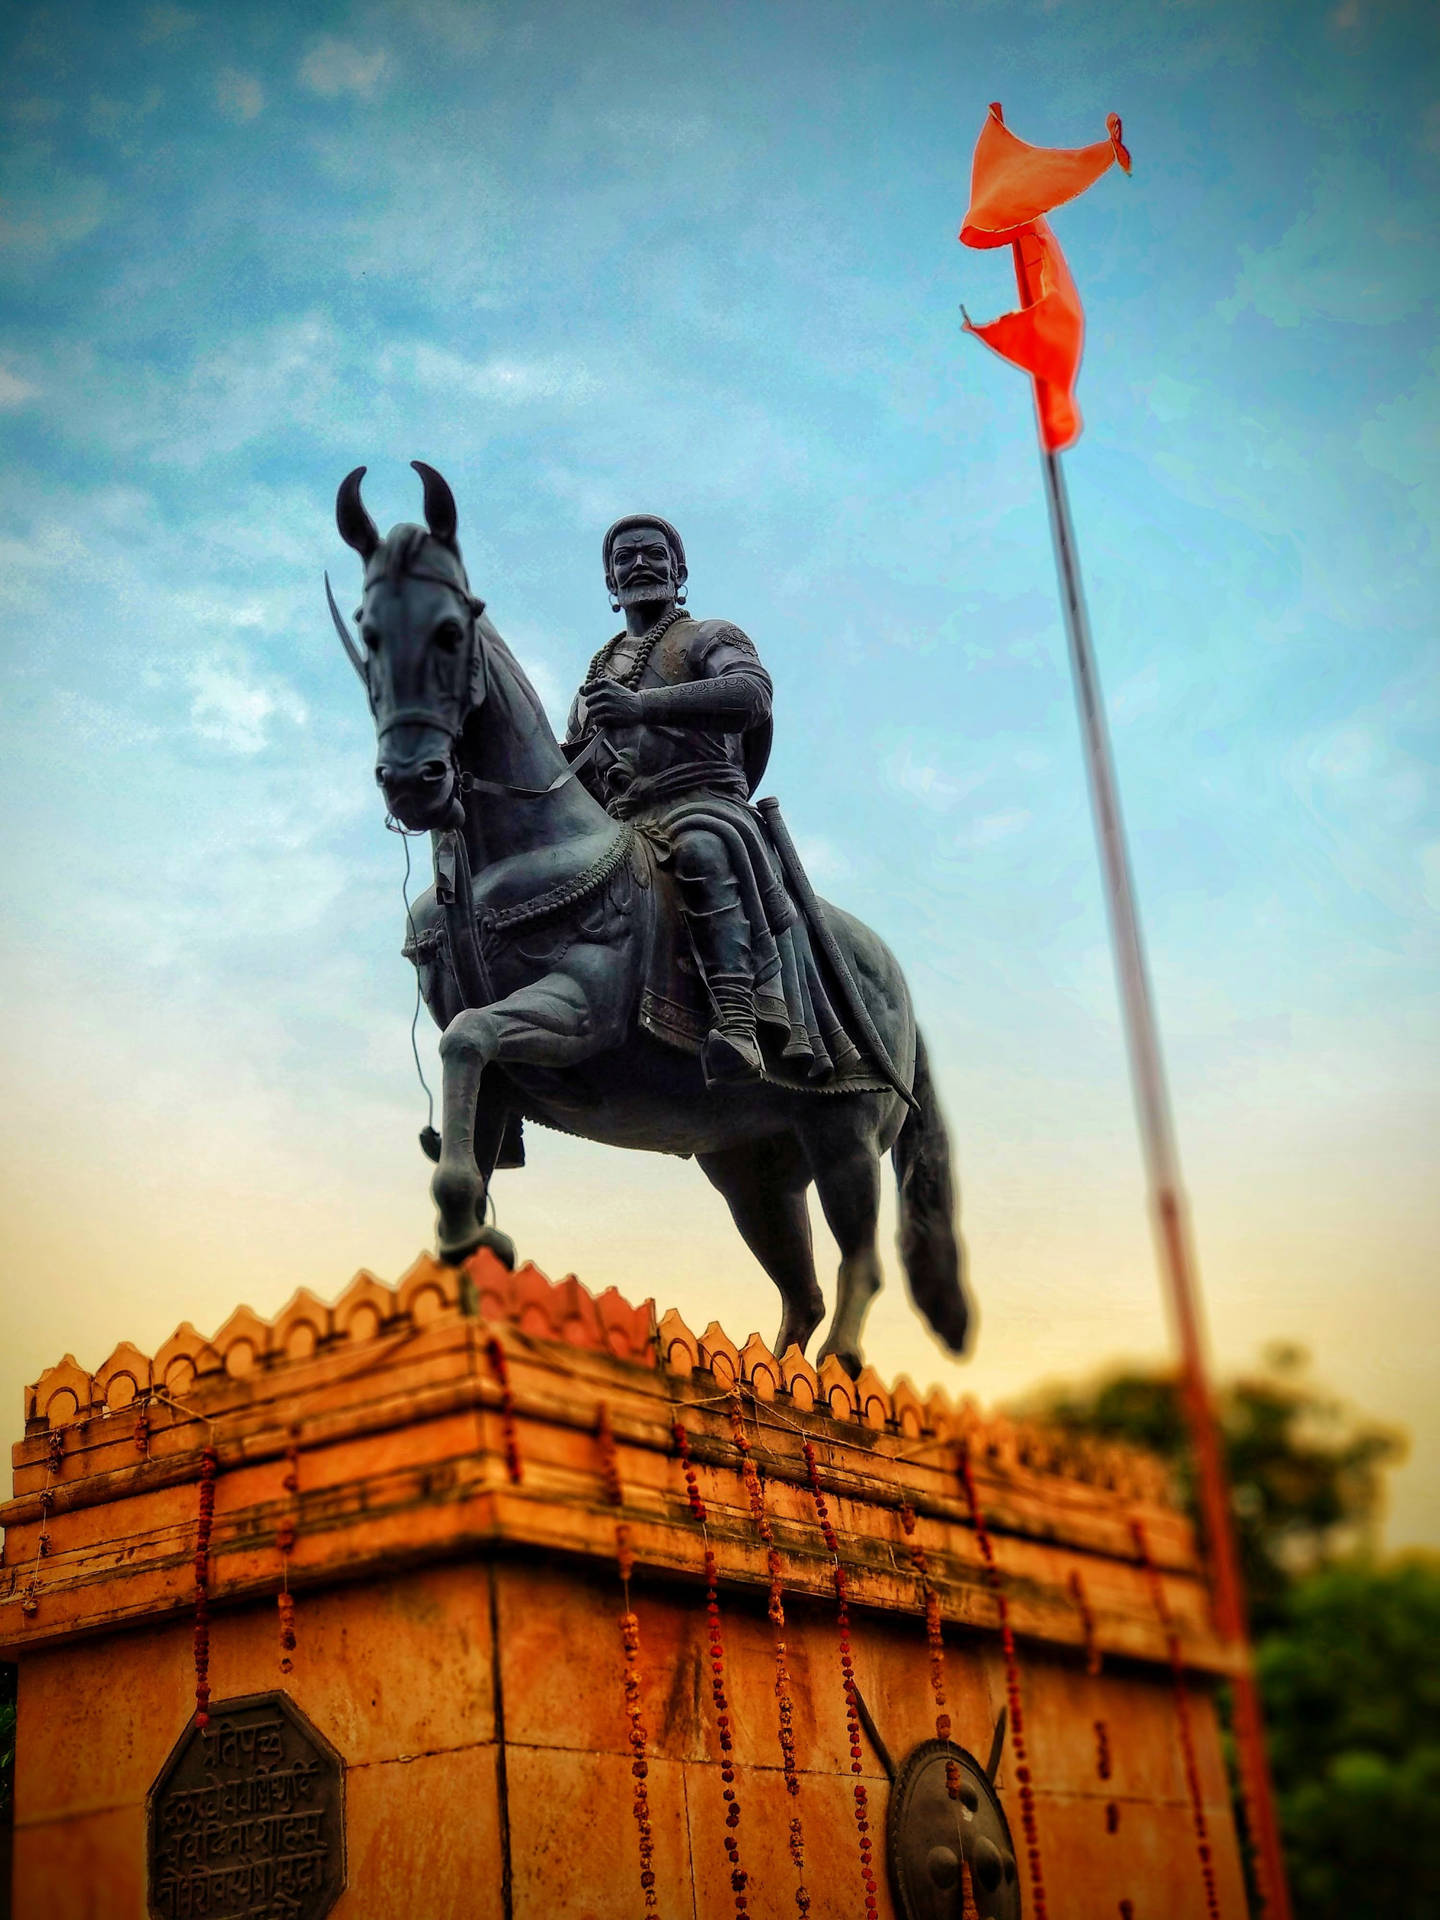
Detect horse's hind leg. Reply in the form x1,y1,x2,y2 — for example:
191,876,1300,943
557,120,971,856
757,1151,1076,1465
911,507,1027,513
802,1109,887,1378
697,1136,825,1359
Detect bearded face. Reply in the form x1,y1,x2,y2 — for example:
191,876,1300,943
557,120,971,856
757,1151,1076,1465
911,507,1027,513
607,524,685,609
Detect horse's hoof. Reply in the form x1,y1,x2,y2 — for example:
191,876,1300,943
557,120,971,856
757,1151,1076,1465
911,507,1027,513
817,1342,863,1381
473,1225,516,1271
436,1228,484,1266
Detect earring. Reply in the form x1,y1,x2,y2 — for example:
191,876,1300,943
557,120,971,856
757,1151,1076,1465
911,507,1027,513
609,595,622,612
675,585,688,605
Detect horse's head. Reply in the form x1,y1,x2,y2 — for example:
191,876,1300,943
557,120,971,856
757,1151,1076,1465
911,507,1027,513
332,461,488,832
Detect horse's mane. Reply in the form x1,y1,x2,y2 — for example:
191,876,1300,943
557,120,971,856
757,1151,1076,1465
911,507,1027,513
479,621,556,739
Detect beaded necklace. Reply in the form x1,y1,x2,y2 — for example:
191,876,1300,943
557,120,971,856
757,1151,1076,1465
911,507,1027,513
583,604,691,695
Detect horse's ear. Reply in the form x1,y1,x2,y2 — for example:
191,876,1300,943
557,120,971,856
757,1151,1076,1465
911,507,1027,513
411,460,458,547
336,467,380,561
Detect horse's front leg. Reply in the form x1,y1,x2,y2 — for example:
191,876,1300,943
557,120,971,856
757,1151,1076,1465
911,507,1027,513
431,957,615,1262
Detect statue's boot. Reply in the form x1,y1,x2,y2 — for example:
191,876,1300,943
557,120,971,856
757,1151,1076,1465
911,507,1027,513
680,906,763,1086
676,831,763,1085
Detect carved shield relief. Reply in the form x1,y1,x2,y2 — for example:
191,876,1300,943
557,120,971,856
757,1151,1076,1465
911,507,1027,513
887,1738,1022,1920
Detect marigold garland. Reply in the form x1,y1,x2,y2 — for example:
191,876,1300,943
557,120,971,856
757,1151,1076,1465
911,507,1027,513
673,1420,750,1917
900,1497,960,1799
485,1334,524,1484
598,1403,656,1912
1131,1518,1220,1920
1069,1566,1102,1676
134,1407,151,1457
803,1439,878,1918
958,1439,1048,1920
726,1391,811,1917
193,1445,218,1728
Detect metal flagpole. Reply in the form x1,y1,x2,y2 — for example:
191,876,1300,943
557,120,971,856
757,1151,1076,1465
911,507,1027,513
1021,263,1294,1920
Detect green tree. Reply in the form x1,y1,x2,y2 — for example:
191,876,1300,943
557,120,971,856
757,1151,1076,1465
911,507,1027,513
1011,1349,1437,1918
1260,1557,1440,1919
1012,1343,1403,1633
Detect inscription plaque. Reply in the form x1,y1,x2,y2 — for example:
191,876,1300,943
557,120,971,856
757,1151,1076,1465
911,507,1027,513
147,1690,345,1920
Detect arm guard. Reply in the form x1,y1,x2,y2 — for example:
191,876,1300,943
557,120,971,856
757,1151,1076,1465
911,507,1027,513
637,667,771,731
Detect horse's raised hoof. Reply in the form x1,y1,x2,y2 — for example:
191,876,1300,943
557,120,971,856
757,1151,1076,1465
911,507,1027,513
473,1225,516,1271
436,1227,484,1267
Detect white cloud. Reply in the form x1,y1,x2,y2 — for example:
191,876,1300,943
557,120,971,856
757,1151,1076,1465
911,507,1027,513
88,88,164,143
140,4,195,40
379,342,597,405
298,38,391,102
216,69,265,124
1221,158,1430,328
384,0,496,57
1420,842,1440,914
1358,352,1440,497
883,745,989,812
0,366,38,407
793,836,854,886
187,661,308,754
0,169,107,258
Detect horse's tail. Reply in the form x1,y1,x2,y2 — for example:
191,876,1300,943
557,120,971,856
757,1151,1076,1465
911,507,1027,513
892,1030,970,1355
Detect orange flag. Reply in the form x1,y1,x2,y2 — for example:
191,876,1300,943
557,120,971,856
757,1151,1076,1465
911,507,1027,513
963,217,1085,452
958,102,1130,454
960,101,1130,247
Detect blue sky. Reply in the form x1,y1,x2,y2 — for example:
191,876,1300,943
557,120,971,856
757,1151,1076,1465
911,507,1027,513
1,0,1436,1542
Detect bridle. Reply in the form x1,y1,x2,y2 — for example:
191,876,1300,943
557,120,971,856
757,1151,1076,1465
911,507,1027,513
325,564,601,804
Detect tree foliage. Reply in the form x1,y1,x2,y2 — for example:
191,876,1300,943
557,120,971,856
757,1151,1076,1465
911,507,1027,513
1013,1342,1403,1633
1012,1347,1437,1918
1260,1557,1440,1918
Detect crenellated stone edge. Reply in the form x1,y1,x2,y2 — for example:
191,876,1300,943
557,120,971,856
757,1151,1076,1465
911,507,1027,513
21,1250,1172,1507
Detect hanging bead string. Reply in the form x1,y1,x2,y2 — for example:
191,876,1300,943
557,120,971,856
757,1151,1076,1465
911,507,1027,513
802,1439,879,1920
1094,1719,1112,1781
1069,1567,1102,1677
19,1429,66,1618
275,1422,301,1676
193,1445,218,1728
134,1402,151,1458
726,1391,811,1916
485,1335,524,1484
958,1439,1049,1920
900,1496,961,1799
1131,1518,1221,1920
672,1421,750,1918
960,1857,983,1920
597,1402,657,1915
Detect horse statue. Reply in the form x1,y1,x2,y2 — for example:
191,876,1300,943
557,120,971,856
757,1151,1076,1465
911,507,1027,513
329,462,971,1376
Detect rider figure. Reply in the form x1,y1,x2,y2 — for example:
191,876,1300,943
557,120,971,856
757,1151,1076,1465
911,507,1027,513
566,515,774,1086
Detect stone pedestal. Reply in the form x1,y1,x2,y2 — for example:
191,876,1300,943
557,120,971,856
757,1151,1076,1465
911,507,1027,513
2,1252,1247,1917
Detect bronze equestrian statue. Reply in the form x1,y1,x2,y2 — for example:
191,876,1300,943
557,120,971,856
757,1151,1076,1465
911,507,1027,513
329,462,970,1375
